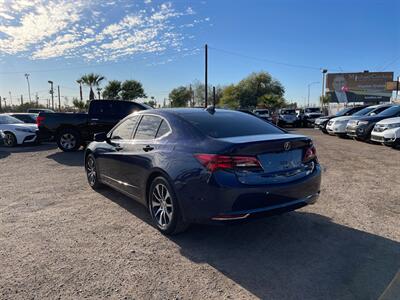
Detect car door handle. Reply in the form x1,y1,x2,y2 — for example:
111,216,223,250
143,145,154,152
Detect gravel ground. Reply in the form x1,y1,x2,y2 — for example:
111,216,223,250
0,129,399,300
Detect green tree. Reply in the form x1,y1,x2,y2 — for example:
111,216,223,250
144,99,157,108
169,86,191,107
78,73,105,100
120,80,146,100
102,80,122,100
72,97,88,111
257,94,287,109
220,84,240,109
320,94,331,106
235,72,285,108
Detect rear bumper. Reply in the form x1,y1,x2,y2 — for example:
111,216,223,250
176,164,322,224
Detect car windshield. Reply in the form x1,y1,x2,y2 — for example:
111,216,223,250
352,106,376,116
281,110,295,115
377,106,400,117
335,107,353,116
179,110,284,138
305,108,320,113
0,115,24,124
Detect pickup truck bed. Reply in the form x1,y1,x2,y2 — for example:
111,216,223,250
38,100,150,151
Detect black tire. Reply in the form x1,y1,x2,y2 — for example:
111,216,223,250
57,128,81,152
85,154,103,190
321,129,329,134
3,132,17,147
148,176,188,235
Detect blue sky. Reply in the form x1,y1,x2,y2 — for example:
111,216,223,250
0,0,399,107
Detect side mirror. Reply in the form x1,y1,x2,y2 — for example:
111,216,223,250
370,112,376,116
94,132,107,142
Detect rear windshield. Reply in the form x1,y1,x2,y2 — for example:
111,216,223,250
180,110,284,138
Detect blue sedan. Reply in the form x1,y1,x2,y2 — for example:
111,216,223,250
85,108,321,234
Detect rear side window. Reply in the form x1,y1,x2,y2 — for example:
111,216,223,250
180,111,284,138
135,115,162,140
156,120,171,138
111,116,139,140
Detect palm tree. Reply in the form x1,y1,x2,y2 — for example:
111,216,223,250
78,73,105,100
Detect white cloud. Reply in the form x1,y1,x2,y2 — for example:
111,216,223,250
0,0,203,62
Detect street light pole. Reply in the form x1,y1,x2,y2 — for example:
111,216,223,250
25,73,31,102
307,81,320,107
48,80,54,110
321,69,327,98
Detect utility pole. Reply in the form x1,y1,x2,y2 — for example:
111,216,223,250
97,87,101,100
35,93,39,106
24,73,31,102
8,91,11,105
0,96,2,111
204,44,208,108
213,86,216,107
20,95,23,105
57,85,61,111
48,81,54,110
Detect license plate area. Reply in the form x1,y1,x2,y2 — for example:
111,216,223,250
258,150,303,173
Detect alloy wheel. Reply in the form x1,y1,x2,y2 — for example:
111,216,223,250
151,183,174,228
4,133,15,147
86,156,97,186
60,133,76,150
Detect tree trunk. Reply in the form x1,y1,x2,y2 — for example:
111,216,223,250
89,87,95,100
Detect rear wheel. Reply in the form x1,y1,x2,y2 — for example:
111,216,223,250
57,128,81,152
3,132,17,147
148,176,188,235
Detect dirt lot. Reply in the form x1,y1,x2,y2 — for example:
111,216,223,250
0,129,399,300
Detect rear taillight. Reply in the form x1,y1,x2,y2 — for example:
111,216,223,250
303,145,317,163
195,154,262,172
36,115,45,126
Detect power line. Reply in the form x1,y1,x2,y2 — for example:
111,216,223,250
208,45,332,71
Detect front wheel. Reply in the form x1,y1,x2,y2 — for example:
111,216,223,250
85,154,103,190
57,128,81,152
148,177,188,235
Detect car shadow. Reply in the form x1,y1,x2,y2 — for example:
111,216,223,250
0,142,57,153
0,150,10,159
98,188,400,299
46,150,84,167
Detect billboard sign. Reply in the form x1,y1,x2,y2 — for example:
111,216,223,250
326,72,393,103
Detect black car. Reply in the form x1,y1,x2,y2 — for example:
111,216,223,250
346,105,400,141
38,100,151,151
7,113,38,124
314,106,367,134
85,108,321,234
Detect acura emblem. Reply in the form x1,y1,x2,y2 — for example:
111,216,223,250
284,142,291,151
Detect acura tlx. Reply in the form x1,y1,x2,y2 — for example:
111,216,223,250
85,108,321,234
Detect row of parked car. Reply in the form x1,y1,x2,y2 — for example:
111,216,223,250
314,104,400,148
252,107,323,128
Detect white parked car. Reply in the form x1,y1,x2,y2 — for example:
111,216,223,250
370,117,400,148
253,108,270,120
0,114,38,147
326,104,391,137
